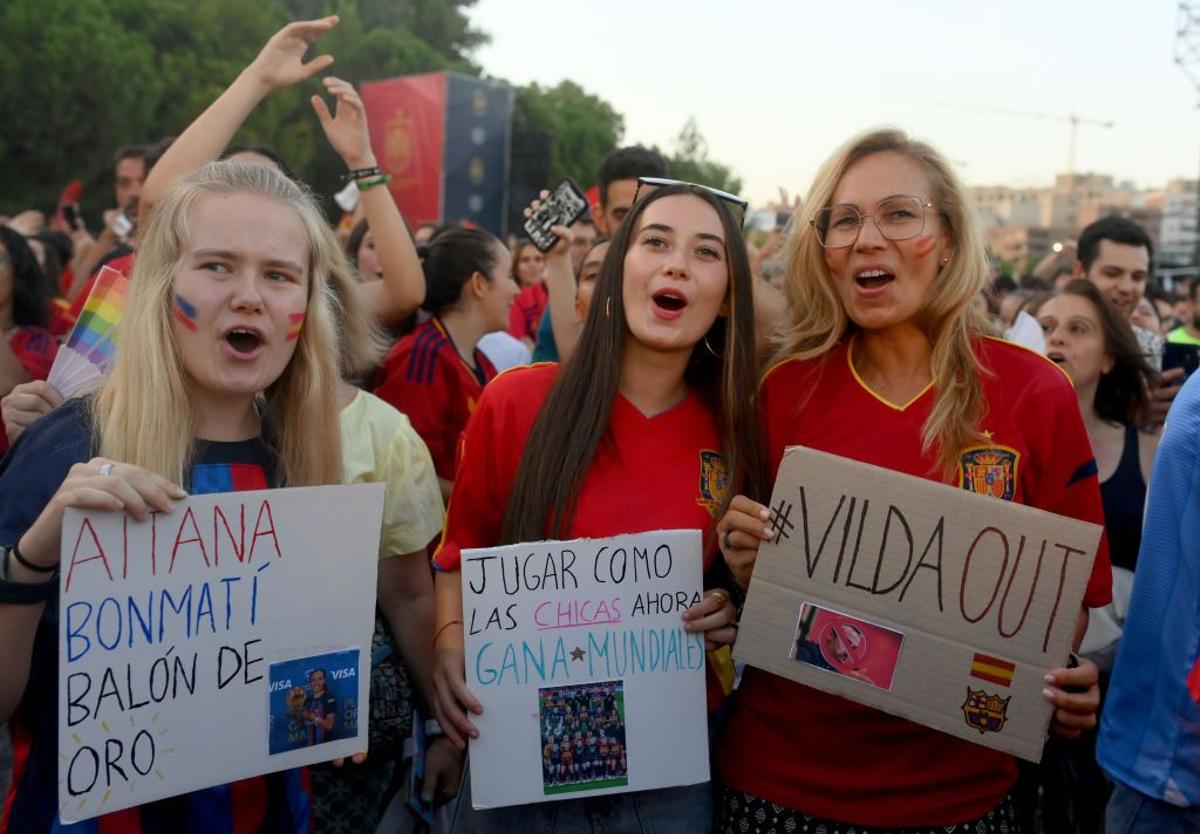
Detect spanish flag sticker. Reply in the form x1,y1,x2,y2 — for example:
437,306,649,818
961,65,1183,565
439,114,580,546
970,652,1015,687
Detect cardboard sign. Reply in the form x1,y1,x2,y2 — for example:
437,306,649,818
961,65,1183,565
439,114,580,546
734,447,1103,762
461,530,710,809
57,484,384,822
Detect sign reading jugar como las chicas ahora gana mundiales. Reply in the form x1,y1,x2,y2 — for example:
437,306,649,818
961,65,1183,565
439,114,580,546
57,484,384,822
461,530,710,809
735,447,1103,762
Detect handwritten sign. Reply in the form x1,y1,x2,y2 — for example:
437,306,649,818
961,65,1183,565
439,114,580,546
734,447,1103,762
461,530,710,809
57,484,384,822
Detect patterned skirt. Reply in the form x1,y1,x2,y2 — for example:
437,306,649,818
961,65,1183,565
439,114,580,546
717,788,1021,834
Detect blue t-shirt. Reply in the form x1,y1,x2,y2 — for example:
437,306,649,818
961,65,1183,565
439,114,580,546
1098,373,1200,806
0,399,311,834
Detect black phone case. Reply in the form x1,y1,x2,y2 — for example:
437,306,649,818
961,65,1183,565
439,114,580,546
523,178,590,253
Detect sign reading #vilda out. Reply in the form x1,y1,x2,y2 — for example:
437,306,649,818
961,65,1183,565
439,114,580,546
735,446,1103,762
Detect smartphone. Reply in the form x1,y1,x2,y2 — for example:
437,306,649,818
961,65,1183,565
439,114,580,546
1163,342,1200,381
55,180,84,232
112,213,133,239
523,178,589,252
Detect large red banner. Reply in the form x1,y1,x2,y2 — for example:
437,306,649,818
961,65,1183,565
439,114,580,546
361,72,447,226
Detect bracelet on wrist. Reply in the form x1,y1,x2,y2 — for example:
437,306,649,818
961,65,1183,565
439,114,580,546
432,619,463,648
1,547,59,605
343,165,383,182
11,539,57,574
355,174,392,192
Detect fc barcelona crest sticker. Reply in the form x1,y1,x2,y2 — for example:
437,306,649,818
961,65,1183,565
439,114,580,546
962,687,1010,734
958,443,1019,501
695,450,728,518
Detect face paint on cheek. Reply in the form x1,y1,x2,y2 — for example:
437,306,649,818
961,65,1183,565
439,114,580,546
286,312,305,341
173,293,199,331
914,234,936,259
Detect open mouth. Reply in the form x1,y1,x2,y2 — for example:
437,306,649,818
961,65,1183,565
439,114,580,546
1046,351,1067,364
855,268,895,289
224,327,263,355
652,289,688,313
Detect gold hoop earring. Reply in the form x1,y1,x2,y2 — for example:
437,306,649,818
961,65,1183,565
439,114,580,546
703,335,721,358
605,296,612,318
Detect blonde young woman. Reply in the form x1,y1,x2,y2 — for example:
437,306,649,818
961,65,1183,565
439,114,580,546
715,129,1112,833
0,161,344,832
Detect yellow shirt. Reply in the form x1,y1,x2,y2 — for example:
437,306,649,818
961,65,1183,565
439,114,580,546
340,389,444,558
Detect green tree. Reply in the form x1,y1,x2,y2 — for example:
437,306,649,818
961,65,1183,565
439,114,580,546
661,118,743,195
513,81,624,187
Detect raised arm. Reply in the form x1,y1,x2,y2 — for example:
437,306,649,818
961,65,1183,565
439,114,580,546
140,16,340,216
312,78,424,321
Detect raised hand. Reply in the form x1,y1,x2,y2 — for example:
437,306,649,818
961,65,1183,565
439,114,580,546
311,77,375,170
246,16,338,91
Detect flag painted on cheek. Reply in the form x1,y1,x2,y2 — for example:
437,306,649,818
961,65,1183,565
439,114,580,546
287,312,304,341
174,293,199,331
914,234,936,259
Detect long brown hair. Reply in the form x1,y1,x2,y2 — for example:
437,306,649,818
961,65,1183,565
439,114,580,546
1031,279,1155,425
500,184,765,542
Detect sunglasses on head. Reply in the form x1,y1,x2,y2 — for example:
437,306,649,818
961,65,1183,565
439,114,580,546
632,177,748,230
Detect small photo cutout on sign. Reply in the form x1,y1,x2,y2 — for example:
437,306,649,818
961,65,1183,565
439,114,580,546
539,680,628,795
789,602,905,691
268,649,360,755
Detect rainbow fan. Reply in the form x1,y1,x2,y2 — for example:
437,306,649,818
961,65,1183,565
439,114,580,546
47,265,129,399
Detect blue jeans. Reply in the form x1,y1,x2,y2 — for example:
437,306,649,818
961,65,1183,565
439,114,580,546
447,765,714,834
1108,781,1200,834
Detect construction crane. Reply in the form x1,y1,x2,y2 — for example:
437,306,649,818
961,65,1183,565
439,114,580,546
930,103,1114,178
1175,0,1200,267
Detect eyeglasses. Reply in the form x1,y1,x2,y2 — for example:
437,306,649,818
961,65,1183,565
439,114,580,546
633,177,749,230
811,196,935,249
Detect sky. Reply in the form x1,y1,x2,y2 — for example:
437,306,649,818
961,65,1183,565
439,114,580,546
470,0,1200,205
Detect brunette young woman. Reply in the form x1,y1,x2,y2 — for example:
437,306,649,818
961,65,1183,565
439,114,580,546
717,129,1111,834
372,228,517,500
431,182,762,832
507,238,550,348
0,161,345,832
0,227,56,457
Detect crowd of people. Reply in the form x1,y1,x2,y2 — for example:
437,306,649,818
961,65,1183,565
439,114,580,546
1,14,1199,834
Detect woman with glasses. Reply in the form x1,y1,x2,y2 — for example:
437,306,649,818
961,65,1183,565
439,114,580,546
431,181,761,832
715,129,1112,833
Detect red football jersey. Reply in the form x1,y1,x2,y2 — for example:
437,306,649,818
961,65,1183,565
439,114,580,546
0,326,58,457
507,282,549,342
372,317,497,481
718,336,1113,827
434,362,727,571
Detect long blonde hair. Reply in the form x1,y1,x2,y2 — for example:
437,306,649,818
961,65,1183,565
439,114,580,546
93,161,343,487
777,128,991,475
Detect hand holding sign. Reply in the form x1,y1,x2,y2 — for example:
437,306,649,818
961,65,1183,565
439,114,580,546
16,458,186,574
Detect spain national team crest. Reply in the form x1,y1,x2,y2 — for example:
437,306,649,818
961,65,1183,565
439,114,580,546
958,441,1019,501
695,451,728,518
962,687,1010,734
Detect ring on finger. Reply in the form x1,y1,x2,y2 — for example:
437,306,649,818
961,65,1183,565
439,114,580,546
709,589,729,608
98,462,115,477
722,529,733,550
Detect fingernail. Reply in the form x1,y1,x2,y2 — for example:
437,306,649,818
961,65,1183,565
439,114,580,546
1043,674,1055,684
761,527,774,539
759,509,771,520
1042,688,1054,700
